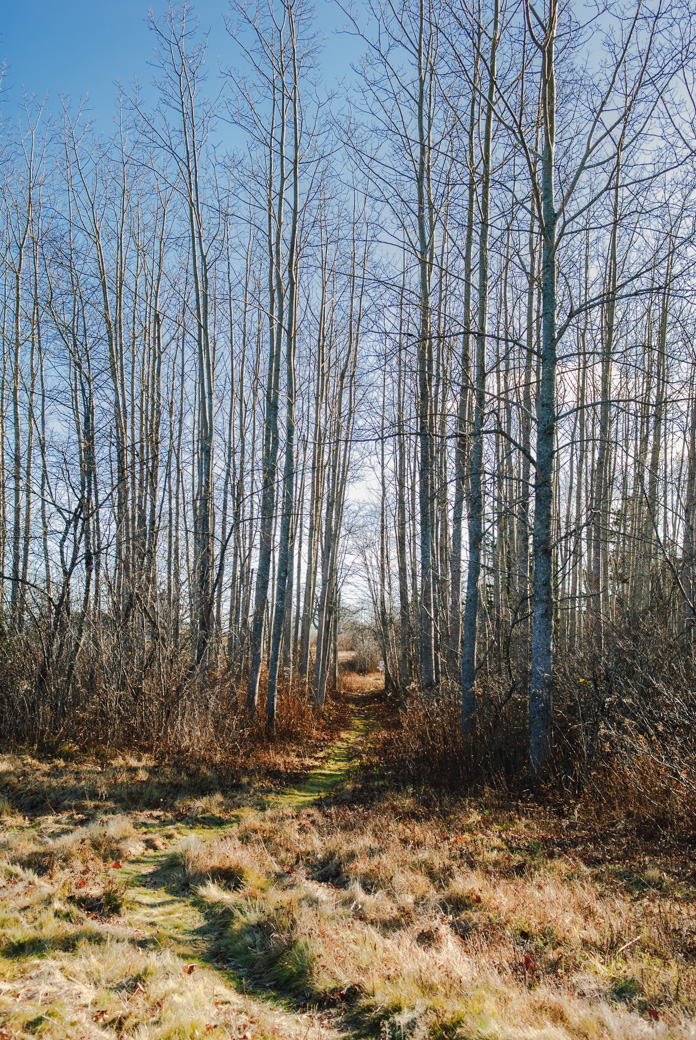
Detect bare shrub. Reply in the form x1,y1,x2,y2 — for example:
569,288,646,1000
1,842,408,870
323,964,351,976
552,616,696,825
342,621,381,675
0,616,340,783
382,611,696,829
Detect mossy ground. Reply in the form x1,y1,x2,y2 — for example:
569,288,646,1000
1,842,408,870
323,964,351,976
1,672,695,1039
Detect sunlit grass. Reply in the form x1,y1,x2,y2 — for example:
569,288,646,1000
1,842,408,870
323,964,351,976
1,676,695,1039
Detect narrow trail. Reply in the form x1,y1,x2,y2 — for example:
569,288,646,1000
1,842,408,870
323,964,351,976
120,671,384,1038
264,671,382,812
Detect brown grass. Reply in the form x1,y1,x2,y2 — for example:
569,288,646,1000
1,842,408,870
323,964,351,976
0,783,343,1038
214,791,696,1037
1,674,696,1039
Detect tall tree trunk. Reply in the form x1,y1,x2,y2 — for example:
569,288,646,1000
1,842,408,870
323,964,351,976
529,0,558,776
462,0,499,730
268,22,300,730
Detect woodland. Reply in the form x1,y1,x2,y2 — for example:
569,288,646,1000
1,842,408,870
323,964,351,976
2,0,696,1036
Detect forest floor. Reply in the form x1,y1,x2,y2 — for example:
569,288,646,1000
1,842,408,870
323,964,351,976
1,673,696,1040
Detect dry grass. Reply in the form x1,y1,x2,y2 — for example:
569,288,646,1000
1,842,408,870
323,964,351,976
196,793,696,1038
0,802,344,1038
0,732,340,825
1,675,696,1039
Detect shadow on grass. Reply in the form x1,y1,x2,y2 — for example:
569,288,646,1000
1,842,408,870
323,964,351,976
3,927,108,959
117,709,379,1023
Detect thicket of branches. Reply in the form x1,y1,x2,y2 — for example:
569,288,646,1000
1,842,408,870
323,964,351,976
2,0,696,816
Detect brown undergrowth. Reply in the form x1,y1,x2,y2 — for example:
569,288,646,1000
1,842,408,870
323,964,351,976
0,647,351,775
1,677,352,816
376,659,696,833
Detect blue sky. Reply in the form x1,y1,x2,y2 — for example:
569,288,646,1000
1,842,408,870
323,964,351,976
1,0,360,129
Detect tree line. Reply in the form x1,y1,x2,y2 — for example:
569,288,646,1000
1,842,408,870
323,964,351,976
2,0,696,789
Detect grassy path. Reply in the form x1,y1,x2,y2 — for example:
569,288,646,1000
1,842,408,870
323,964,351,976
114,672,383,1038
0,673,383,1040
262,672,380,811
